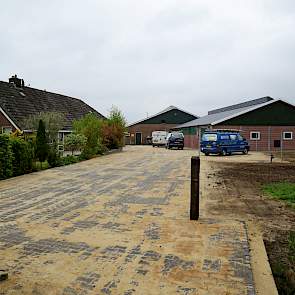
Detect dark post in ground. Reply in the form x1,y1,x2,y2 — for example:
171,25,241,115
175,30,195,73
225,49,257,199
0,270,8,281
190,156,200,220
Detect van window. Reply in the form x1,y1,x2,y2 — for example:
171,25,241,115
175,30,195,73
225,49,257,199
229,134,237,140
220,135,229,140
202,134,217,141
171,133,184,139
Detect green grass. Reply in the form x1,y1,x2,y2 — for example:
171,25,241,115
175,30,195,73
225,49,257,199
263,182,295,205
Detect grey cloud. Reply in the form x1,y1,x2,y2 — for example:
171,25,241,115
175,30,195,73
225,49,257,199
0,0,295,123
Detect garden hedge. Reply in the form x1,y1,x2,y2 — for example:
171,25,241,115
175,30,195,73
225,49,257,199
0,134,34,179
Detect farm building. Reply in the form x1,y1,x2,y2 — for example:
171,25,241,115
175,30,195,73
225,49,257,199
127,106,198,145
0,75,105,140
174,97,295,151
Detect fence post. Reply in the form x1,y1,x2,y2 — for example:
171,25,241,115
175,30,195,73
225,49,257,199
190,156,200,220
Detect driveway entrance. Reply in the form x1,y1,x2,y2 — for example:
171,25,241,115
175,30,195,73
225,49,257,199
0,146,255,295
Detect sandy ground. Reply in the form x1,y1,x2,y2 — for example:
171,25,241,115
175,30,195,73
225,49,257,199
203,151,295,247
200,151,295,295
0,146,258,295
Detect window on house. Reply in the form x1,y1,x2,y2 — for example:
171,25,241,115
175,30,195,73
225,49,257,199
250,131,260,140
2,127,12,134
283,132,293,140
58,132,64,143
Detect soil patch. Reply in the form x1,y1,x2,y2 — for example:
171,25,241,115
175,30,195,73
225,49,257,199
211,161,295,294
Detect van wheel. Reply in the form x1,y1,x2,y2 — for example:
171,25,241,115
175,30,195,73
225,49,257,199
243,148,248,155
221,149,227,156
205,152,209,156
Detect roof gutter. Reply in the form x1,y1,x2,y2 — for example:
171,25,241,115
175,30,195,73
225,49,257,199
0,106,20,131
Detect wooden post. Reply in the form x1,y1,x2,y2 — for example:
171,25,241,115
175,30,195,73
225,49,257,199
0,270,8,281
190,156,200,220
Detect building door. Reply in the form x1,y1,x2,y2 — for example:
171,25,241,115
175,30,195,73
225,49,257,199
135,132,142,145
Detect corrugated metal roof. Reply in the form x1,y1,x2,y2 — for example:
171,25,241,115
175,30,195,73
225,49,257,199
175,98,279,129
208,96,273,115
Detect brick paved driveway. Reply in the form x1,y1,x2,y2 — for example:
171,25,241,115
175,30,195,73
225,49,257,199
0,146,254,295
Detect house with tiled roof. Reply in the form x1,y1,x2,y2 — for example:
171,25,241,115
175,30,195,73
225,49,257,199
173,97,295,151
0,75,105,139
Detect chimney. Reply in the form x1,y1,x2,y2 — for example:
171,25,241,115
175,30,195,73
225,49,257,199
9,74,24,88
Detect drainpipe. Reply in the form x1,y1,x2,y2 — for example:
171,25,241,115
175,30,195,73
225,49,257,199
198,127,201,157
268,126,271,154
281,132,283,161
268,126,271,153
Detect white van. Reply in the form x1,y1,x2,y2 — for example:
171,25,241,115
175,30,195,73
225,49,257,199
152,131,168,147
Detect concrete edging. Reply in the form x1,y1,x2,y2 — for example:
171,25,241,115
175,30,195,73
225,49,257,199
247,222,278,295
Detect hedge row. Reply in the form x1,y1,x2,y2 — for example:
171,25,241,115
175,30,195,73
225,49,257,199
0,134,34,180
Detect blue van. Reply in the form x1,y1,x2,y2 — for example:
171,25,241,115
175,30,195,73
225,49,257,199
200,130,250,156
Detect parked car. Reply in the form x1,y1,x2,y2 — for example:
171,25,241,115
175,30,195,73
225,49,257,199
166,132,184,150
200,130,249,156
146,136,152,145
152,131,168,147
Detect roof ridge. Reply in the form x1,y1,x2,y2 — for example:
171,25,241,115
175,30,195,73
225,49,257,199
0,80,85,103
208,96,274,115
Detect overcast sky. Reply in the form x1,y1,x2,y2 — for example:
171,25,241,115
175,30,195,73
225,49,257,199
1,1,295,123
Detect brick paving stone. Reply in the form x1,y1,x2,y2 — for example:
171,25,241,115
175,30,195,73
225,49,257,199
0,146,256,294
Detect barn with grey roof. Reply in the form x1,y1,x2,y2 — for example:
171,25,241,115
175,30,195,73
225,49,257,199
173,96,295,151
127,106,198,145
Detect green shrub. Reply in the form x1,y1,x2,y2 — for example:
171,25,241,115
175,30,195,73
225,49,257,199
73,113,103,158
36,120,49,163
100,106,127,149
10,137,34,176
33,161,49,171
61,155,79,165
0,134,13,179
79,149,94,160
97,141,108,154
23,111,65,145
64,133,87,155
47,147,62,168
